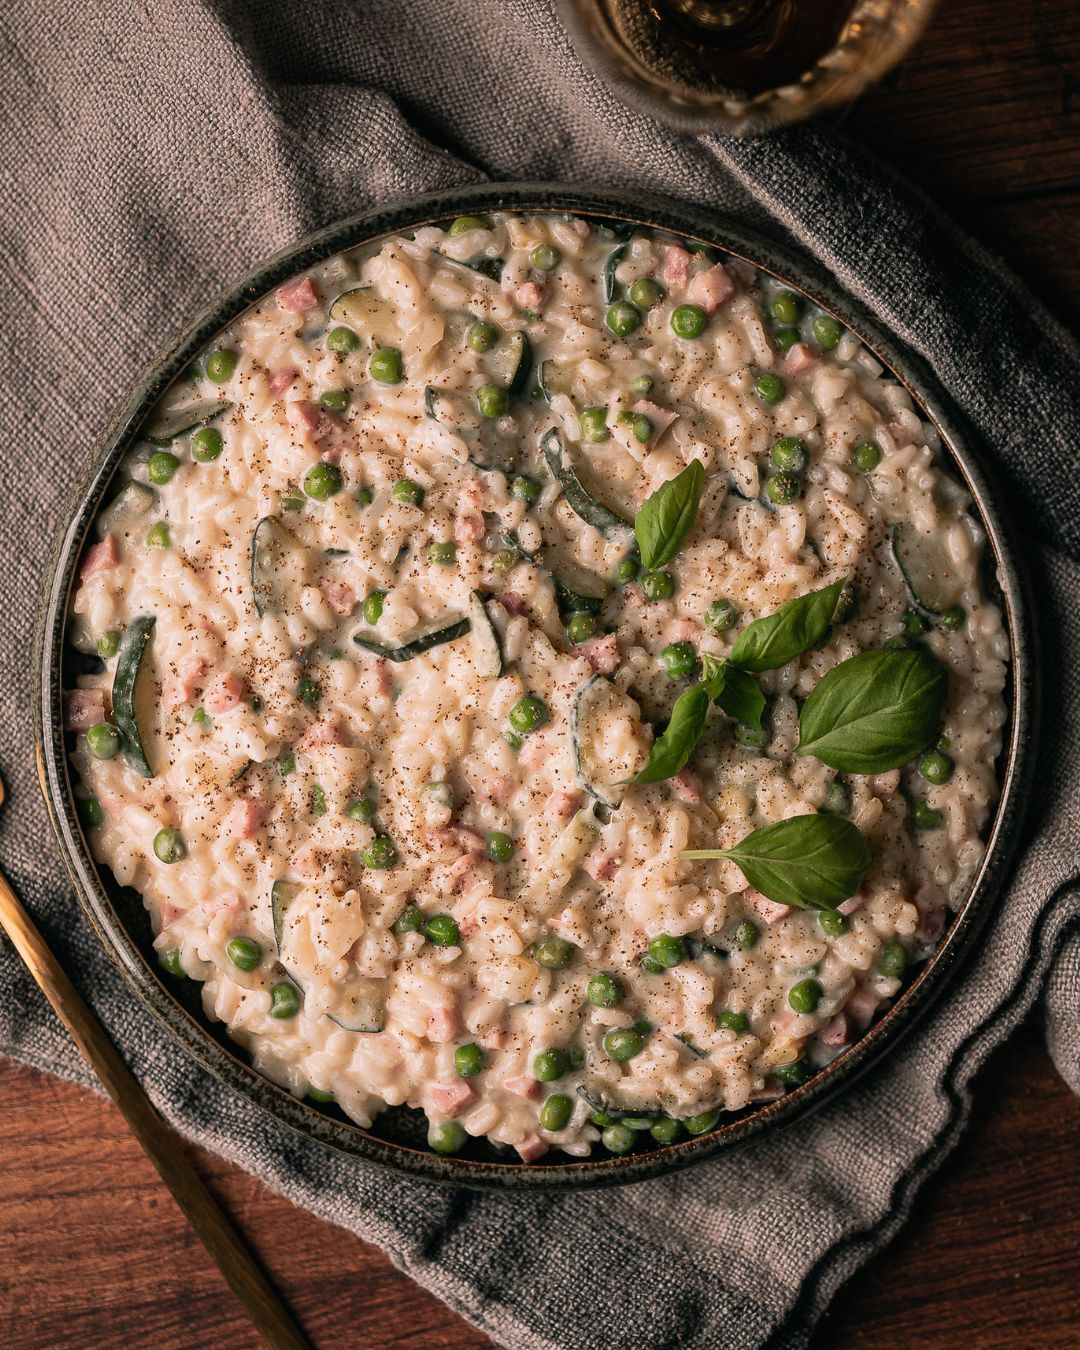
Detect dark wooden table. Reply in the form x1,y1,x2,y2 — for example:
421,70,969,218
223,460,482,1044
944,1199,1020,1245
2,3,1078,1345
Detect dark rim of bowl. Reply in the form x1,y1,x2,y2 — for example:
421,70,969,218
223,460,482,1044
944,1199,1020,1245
33,183,1039,1191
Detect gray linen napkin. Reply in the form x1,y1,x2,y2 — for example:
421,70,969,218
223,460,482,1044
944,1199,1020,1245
1,3,1077,1346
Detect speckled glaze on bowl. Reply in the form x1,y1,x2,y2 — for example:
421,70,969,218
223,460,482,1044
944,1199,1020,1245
33,185,1038,1190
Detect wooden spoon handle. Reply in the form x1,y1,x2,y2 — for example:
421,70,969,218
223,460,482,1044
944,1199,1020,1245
0,870,310,1350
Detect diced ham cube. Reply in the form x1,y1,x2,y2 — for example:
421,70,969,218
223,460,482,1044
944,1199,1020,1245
227,798,266,838
585,849,620,883
913,882,947,942
819,1013,850,1048
428,1082,476,1118
80,534,119,577
477,774,515,806
286,399,331,444
515,1132,548,1162
204,671,246,714
672,768,702,804
297,720,347,752
545,789,583,824
453,509,485,544
425,825,486,857
578,632,620,675
320,578,357,616
632,399,679,449
158,901,186,927
428,1006,461,1044
661,244,690,291
64,688,106,732
199,889,244,917
479,1024,507,1050
277,276,318,313
461,478,486,510
671,619,699,643
686,262,734,315
846,988,880,1029
448,851,493,894
515,281,544,311
784,342,820,376
888,420,915,448
869,770,901,797
290,846,323,881
745,887,791,925
269,368,299,396
504,1075,541,1101
495,591,529,616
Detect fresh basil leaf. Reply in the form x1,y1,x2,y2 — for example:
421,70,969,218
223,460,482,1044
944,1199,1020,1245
729,578,846,672
634,459,704,571
682,814,871,909
797,647,947,773
700,654,764,729
634,684,710,784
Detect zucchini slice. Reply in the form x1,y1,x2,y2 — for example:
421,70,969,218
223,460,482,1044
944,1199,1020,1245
98,480,156,538
112,615,156,778
553,575,606,618
572,675,629,810
674,1033,708,1059
487,332,533,398
891,522,966,615
271,879,301,954
577,1082,662,1122
352,616,470,662
541,428,632,539
603,244,626,303
537,359,570,404
432,249,504,283
328,286,396,341
251,516,304,618
144,399,231,447
325,978,387,1033
467,591,503,677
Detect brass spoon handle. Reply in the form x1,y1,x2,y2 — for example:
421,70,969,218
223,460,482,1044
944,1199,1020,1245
0,869,311,1350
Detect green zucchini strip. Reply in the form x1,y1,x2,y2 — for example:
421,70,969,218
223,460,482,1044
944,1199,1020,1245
352,616,470,662
541,427,631,539
112,615,156,778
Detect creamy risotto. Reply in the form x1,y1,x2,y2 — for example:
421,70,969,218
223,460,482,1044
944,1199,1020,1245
65,212,1008,1161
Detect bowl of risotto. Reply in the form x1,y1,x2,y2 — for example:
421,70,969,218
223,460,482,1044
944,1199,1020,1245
35,186,1035,1188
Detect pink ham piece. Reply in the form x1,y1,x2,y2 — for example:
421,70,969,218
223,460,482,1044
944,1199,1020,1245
80,534,118,577
869,769,901,797
426,825,486,857
515,1132,549,1163
158,902,186,927
64,688,106,732
286,399,332,445
227,798,266,839
661,244,690,291
846,988,879,1029
546,789,583,824
818,1013,850,1048
428,1006,461,1044
297,720,347,753
477,774,515,806
495,591,529,617
631,399,679,449
199,889,244,917
783,342,820,376
515,281,544,311
290,847,323,881
203,670,246,714
269,368,299,396
578,633,620,675
454,509,486,544
585,849,620,883
671,619,699,643
686,262,734,315
163,655,207,711
277,276,318,313
672,768,702,804
504,1076,541,1102
478,1024,507,1050
913,884,947,944
888,420,916,448
320,578,357,616
427,1082,476,1118
745,887,791,925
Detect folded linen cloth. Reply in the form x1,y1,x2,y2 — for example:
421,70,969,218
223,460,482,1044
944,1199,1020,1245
0,3,1076,1347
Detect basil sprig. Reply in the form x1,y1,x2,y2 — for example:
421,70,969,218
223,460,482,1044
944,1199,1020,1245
682,814,871,909
635,656,764,784
634,459,704,570
729,578,846,672
797,648,947,773
701,653,764,729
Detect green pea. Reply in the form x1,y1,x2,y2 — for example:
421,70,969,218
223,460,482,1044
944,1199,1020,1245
631,373,655,396
370,347,403,384
509,695,548,734
511,475,541,505
629,277,664,309
590,1109,616,1128
812,315,842,350
465,320,498,353
683,1110,719,1136
848,440,881,476
269,981,300,1018
773,327,799,352
148,451,180,485
424,913,460,947
566,612,598,645
281,493,304,512
354,486,373,508
327,325,360,356
911,798,943,831
392,905,424,935
95,629,121,659
587,971,624,1009
361,835,398,870
639,953,666,975
205,349,237,384
765,471,800,506
540,1093,573,1132
226,936,262,971
363,590,385,625
534,936,576,969
530,243,561,271
145,521,170,549
770,436,808,473
303,462,342,501
630,414,653,443
880,941,908,978
734,721,768,748
670,304,707,339
486,831,515,863
475,383,509,419
605,301,641,337
158,947,185,977
940,604,966,631
391,479,424,507
703,599,738,633
319,388,349,413
615,555,639,583
297,677,320,707
78,796,104,828
448,215,491,235
533,1049,567,1082
774,1057,812,1086
640,570,674,602
503,730,523,751
86,722,121,761
690,243,719,263
920,749,954,784
788,978,823,1013
603,1027,644,1062
902,608,930,637
735,919,759,950
153,827,186,864
660,642,696,681
648,933,686,968
771,290,804,324
716,1009,750,1032
649,1116,682,1144
454,1043,485,1078
428,540,456,566
818,908,850,937
277,750,295,777
491,549,518,577
754,374,786,407
310,785,327,816
579,407,609,442
602,1123,637,1154
428,1120,467,1154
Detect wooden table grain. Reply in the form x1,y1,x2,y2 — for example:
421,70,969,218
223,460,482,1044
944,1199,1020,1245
2,2,1078,1345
